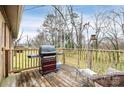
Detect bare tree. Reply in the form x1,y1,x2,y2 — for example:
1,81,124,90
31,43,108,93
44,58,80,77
104,10,123,50
14,31,23,48
31,31,46,48
99,10,124,67
53,5,88,48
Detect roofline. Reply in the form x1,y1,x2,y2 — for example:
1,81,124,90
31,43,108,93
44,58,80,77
0,5,24,39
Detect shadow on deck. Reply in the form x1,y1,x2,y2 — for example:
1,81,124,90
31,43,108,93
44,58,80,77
1,65,88,87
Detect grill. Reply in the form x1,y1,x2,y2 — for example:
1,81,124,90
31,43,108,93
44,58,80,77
39,45,57,75
28,45,63,75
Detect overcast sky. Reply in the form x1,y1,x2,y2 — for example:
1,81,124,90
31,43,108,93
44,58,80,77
19,5,124,43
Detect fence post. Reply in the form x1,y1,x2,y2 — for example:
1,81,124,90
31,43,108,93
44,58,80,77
5,49,9,77
87,50,93,69
63,49,65,64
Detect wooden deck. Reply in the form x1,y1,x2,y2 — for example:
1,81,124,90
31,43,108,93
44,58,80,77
1,65,87,87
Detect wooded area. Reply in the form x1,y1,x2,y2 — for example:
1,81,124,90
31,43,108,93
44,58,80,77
25,5,124,51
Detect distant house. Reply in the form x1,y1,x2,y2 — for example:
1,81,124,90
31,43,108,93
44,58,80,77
0,6,23,82
14,45,25,53
15,45,25,49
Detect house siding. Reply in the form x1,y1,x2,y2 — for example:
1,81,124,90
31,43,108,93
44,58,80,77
0,11,5,82
0,5,23,83
0,11,12,82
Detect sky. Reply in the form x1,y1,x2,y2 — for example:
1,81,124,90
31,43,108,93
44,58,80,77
19,5,124,43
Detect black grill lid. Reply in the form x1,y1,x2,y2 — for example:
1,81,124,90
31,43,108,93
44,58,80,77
39,45,56,55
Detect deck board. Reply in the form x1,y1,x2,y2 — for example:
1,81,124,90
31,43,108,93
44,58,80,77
9,65,83,87
35,70,51,87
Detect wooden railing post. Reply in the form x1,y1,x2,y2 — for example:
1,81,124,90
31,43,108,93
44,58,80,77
87,50,93,69
63,49,65,64
5,49,9,77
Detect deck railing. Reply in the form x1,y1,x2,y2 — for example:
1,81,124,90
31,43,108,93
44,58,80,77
62,48,124,74
5,49,40,74
4,48,64,75
4,48,124,76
